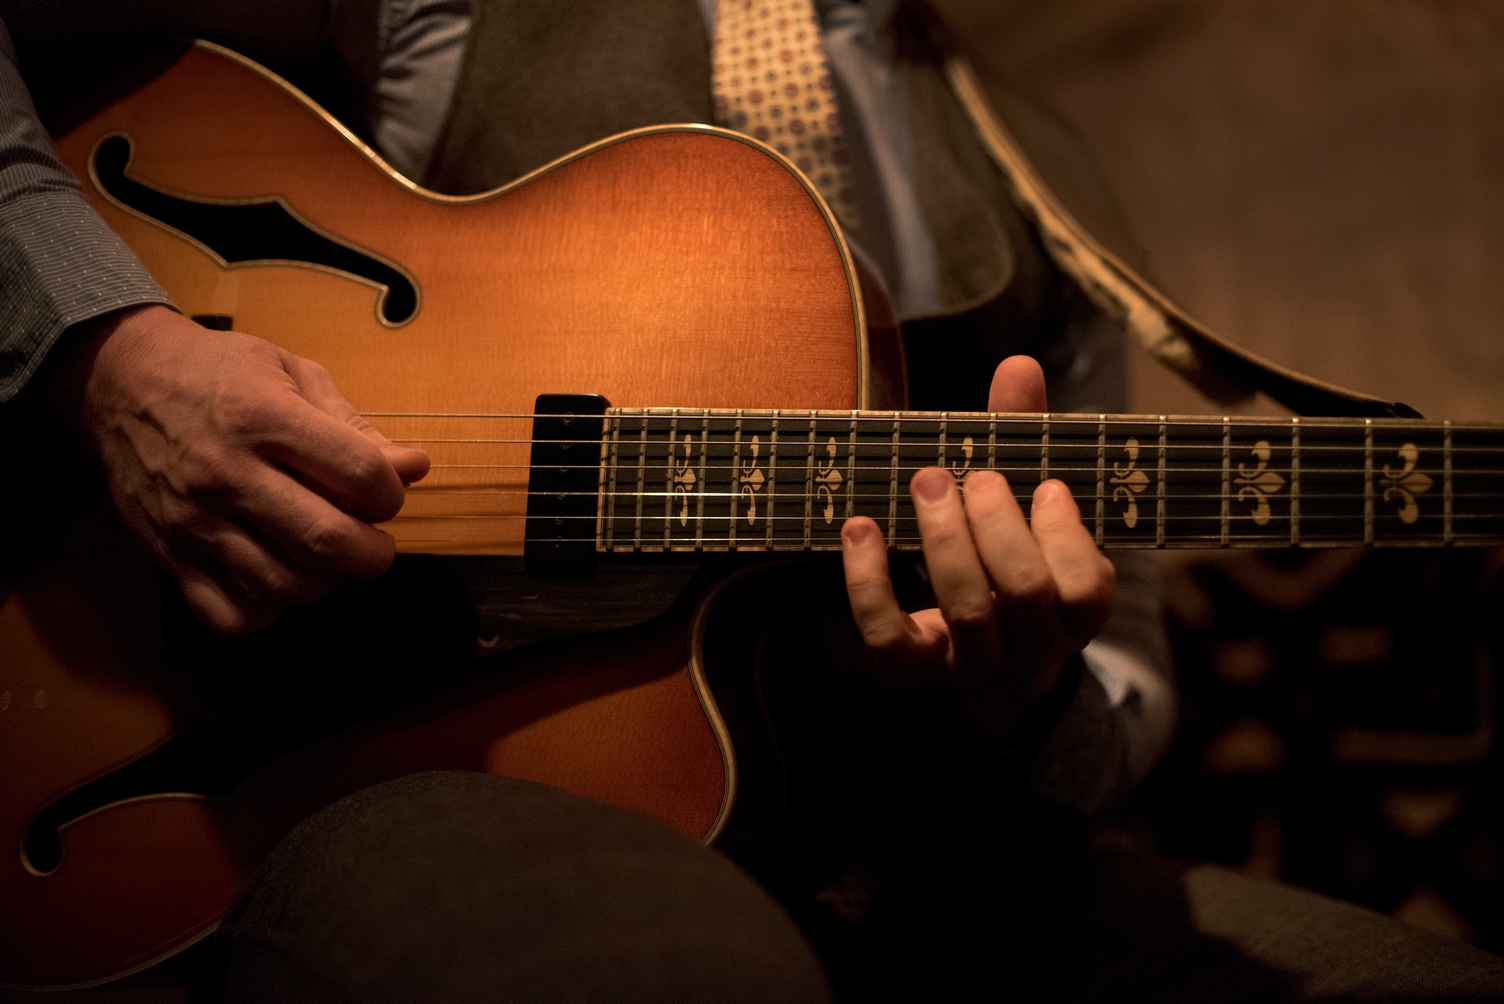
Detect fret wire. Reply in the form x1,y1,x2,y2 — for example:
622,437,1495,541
1444,420,1454,544
1290,417,1301,546
664,411,678,549
938,412,948,468
888,416,901,546
1156,417,1167,548
594,417,610,551
695,413,708,551
633,418,647,551
1094,416,1105,546
988,415,997,472
1363,418,1375,546
730,412,743,549
804,413,817,549
846,412,858,521
1041,415,1050,482
605,415,621,550
767,412,779,551
1220,417,1231,547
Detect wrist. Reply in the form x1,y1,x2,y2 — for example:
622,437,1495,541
37,304,178,434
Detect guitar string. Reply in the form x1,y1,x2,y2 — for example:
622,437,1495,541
405,461,1492,474
364,410,1504,433
391,440,1504,459
362,413,1495,523
398,486,1503,502
395,510,1504,523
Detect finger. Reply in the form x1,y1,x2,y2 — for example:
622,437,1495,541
1031,479,1116,646
284,354,431,487
190,517,340,607
224,353,408,522
243,389,407,523
910,466,1004,666
961,469,1062,669
841,516,927,657
174,559,283,638
234,465,400,580
988,355,1048,414
382,441,431,486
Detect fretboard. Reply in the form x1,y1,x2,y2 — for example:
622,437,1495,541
528,407,1504,563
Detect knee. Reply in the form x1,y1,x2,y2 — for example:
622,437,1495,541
212,772,829,1004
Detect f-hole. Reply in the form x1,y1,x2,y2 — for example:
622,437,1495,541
90,133,419,326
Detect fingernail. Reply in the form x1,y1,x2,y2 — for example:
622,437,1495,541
844,518,873,544
911,467,951,502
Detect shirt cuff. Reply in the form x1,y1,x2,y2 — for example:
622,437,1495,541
0,188,173,403
1028,639,1177,817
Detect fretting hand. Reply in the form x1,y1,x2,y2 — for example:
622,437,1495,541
43,305,430,636
840,355,1115,739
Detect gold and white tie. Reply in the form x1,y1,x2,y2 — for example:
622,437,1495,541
711,0,859,226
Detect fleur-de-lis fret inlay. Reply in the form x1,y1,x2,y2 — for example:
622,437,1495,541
1233,441,1285,526
950,436,974,481
1381,443,1433,525
1110,438,1150,528
816,437,843,524
673,435,696,527
740,436,766,525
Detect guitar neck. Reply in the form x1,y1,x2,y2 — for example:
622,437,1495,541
524,407,1504,568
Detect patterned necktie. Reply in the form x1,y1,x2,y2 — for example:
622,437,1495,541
711,0,859,226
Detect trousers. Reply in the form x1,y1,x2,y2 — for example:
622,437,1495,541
172,771,1504,1004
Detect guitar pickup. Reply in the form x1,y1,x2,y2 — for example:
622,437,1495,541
524,393,610,579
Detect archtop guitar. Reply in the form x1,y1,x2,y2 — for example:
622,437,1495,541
2,41,1501,989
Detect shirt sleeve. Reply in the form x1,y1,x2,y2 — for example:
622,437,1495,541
0,15,173,404
327,0,470,181
1029,550,1176,816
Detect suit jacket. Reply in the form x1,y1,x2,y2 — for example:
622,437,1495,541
423,0,1415,418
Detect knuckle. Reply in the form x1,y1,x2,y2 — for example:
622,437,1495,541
1004,567,1055,606
1062,556,1116,605
216,389,283,439
187,446,242,498
346,448,390,491
945,597,997,632
1100,554,1118,586
297,357,332,383
301,514,353,563
861,621,909,653
922,523,970,551
259,562,312,602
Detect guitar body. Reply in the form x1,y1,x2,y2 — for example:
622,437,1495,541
0,43,876,988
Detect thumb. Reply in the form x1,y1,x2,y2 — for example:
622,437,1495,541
988,355,1048,413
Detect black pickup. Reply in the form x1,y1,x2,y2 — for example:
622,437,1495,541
524,394,610,579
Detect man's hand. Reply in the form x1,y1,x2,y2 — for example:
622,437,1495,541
44,305,430,636
840,355,1115,739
